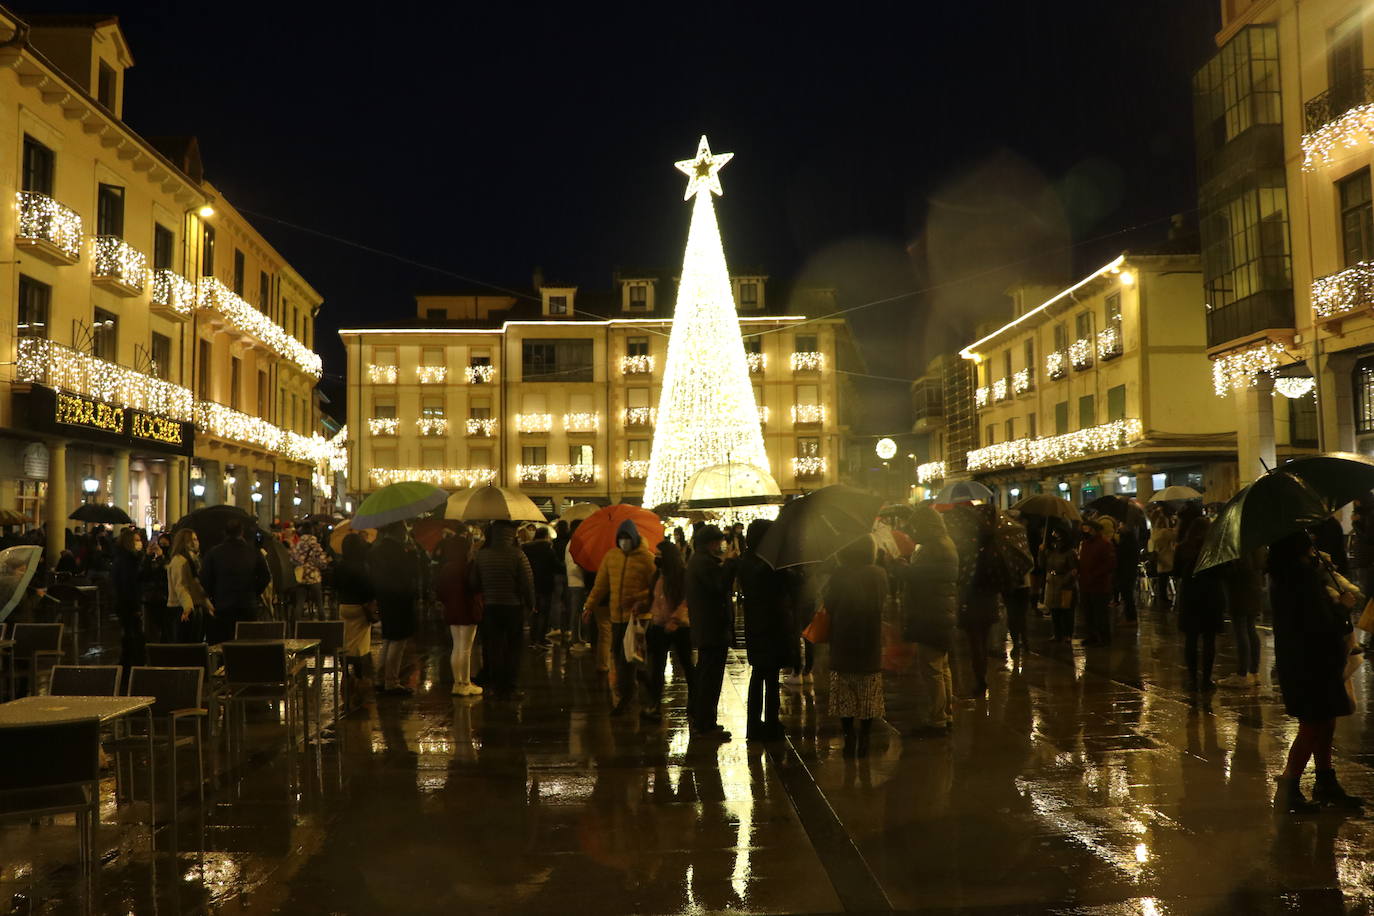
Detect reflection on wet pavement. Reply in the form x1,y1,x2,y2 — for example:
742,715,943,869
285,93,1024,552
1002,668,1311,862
7,607,1374,914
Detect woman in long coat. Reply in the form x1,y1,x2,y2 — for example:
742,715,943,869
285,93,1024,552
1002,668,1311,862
900,505,958,736
437,535,483,696
1174,516,1226,691
824,535,888,758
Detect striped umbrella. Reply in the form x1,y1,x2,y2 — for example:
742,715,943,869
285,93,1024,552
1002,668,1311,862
352,481,449,530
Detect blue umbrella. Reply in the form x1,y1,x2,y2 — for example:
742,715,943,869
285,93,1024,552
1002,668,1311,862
935,480,994,504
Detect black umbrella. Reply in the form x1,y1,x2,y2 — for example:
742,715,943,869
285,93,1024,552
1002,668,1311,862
171,504,261,555
69,503,133,525
1197,452,1374,572
756,485,884,569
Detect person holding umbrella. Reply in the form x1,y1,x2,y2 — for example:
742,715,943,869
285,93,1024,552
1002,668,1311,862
470,520,535,701
370,521,422,697
1174,516,1226,692
1077,518,1117,647
900,504,959,737
738,519,790,741
826,534,889,758
686,525,737,740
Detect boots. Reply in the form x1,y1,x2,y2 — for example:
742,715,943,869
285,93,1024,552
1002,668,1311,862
856,719,872,759
1273,776,1319,815
350,655,376,710
1313,769,1364,810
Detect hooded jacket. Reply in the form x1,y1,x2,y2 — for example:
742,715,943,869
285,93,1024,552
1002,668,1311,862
469,525,535,609
900,506,960,650
583,519,656,623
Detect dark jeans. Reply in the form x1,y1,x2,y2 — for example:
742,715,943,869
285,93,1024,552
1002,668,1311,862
1117,574,1137,621
789,636,815,674
1051,598,1075,640
530,592,551,644
747,666,780,732
612,621,636,704
483,603,524,693
1003,588,1029,646
694,646,728,730
1185,630,1217,684
1231,613,1260,676
1084,592,1111,644
116,603,146,672
646,624,694,711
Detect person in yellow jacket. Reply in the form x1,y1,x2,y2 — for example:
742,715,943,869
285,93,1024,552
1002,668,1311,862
583,519,656,713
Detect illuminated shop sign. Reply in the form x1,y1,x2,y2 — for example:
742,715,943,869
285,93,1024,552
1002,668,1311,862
27,387,193,456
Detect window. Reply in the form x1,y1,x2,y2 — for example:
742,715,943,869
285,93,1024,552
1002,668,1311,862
96,61,116,109
1105,292,1122,329
421,397,445,419
1355,357,1374,434
423,347,444,367
797,437,820,457
422,447,445,469
738,282,758,308
201,224,215,276
569,444,594,466
628,387,650,408
1289,394,1318,446
984,425,996,446
1107,384,1126,422
744,336,762,355
1027,412,1037,439
1199,173,1293,346
198,340,211,400
259,271,271,310
1004,418,1016,441
374,347,396,367
153,224,174,271
1329,17,1365,118
22,135,53,194
230,357,242,410
548,295,568,315
470,448,493,469
17,275,49,338
92,308,117,361
373,447,396,469
1002,350,1012,380
373,398,396,420
233,249,245,296
469,397,492,420
426,308,446,321
150,332,171,381
1341,169,1374,266
522,446,547,465
628,439,650,461
522,338,593,382
258,370,268,417
1053,323,1068,351
1023,338,1035,374
96,184,124,237
1074,312,1094,340
627,336,649,357
795,334,818,352
628,284,648,310
1055,401,1069,435
796,384,819,405
1078,395,1096,429
290,307,298,341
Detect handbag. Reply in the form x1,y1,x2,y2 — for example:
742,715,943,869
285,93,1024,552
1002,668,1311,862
802,607,830,644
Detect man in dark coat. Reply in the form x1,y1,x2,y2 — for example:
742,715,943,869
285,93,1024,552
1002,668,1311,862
470,520,535,699
900,505,959,736
1115,523,1140,624
737,519,790,741
522,528,559,649
686,525,736,741
369,522,420,695
200,517,270,644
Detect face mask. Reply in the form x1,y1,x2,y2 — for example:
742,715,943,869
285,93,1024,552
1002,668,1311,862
618,538,633,553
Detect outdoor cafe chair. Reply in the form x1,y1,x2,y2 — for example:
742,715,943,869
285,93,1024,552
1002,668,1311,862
147,643,228,735
48,665,122,697
219,641,310,757
113,667,208,814
10,623,64,697
0,718,102,871
294,620,347,720
235,621,287,640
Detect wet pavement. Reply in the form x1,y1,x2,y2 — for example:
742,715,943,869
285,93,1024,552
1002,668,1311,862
7,604,1374,914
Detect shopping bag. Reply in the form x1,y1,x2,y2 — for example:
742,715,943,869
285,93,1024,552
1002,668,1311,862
622,617,647,664
802,607,830,644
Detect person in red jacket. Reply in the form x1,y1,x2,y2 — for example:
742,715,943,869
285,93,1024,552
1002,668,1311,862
1078,519,1117,647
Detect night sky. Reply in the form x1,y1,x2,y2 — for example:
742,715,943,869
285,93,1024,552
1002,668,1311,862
23,2,1219,435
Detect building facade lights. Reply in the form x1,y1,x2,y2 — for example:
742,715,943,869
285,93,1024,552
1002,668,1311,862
1301,102,1374,171
1070,338,1094,370
745,352,767,374
1311,259,1374,320
790,351,824,372
198,277,323,378
792,456,827,477
515,413,552,434
17,191,82,261
367,417,399,436
1096,325,1123,360
791,404,826,424
92,236,148,293
416,365,448,384
966,418,1144,472
562,412,600,433
465,364,495,384
1211,340,1286,396
917,461,946,485
624,407,656,427
416,418,449,436
367,364,398,384
465,418,498,437
1012,368,1033,395
620,355,654,375
16,338,192,420
1046,350,1067,380
992,377,1009,402
151,269,195,317
369,467,495,488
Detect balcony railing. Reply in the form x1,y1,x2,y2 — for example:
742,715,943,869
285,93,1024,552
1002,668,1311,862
518,464,597,485
151,269,195,318
466,364,494,384
916,461,945,485
16,337,192,420
623,459,650,480
1070,338,1094,371
992,377,1009,402
792,456,827,478
198,277,323,379
465,417,497,437
745,352,766,374
368,364,398,384
563,412,600,433
1096,325,1123,361
975,386,990,408
194,400,321,462
624,407,656,428
1046,350,1067,380
1302,71,1374,169
16,191,83,264
1312,259,1374,321
92,236,147,295
417,366,448,384
369,467,495,489
790,351,824,372
1012,368,1033,395
965,418,1143,472
515,413,552,434
416,418,449,436
368,417,399,436
620,354,654,375
791,404,826,424
758,405,770,424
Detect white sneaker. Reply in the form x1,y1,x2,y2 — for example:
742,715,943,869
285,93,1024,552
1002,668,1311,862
464,683,483,696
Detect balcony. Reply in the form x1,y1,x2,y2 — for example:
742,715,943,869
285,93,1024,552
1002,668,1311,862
465,364,494,384
515,413,552,434
1312,259,1374,323
790,351,824,372
624,459,650,480
1096,325,1123,361
624,407,656,428
1046,350,1067,380
16,191,82,264
368,364,398,384
194,400,321,462
758,405,770,425
791,404,826,425
198,277,323,379
746,352,766,374
91,237,148,296
417,418,449,436
965,418,1143,472
975,386,990,408
518,463,597,486
916,461,945,485
1302,70,1374,170
1070,338,1094,371
620,354,654,375
15,337,192,420
992,377,1009,402
367,417,399,436
563,412,600,434
151,269,195,319
370,467,494,489
465,417,497,437
1012,368,1034,396
792,456,827,479
417,366,448,384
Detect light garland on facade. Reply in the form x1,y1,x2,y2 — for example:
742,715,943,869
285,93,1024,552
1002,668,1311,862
416,418,449,435
16,338,193,420
1274,376,1316,399
367,417,399,436
1012,368,1032,395
17,191,82,261
917,461,946,485
515,413,552,434
745,352,767,374
416,365,448,384
369,467,495,489
624,407,656,427
198,277,323,379
992,377,1008,402
1046,350,1066,380
465,417,498,436
465,364,495,384
518,464,598,485
563,412,600,433
1070,338,1094,370
975,386,990,408
965,418,1144,472
1301,102,1374,171
92,236,148,293
758,405,770,424
1096,325,1123,360
367,364,398,384
194,400,323,464
1311,259,1374,320
791,404,826,424
151,269,195,317
1210,340,1285,396
620,355,654,374
790,351,824,372
792,456,827,477
623,459,650,479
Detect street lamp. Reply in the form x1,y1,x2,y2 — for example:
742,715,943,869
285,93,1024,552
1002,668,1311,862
82,474,99,496
250,491,263,504
1058,481,1069,493
292,495,302,506
196,204,215,219
191,482,206,498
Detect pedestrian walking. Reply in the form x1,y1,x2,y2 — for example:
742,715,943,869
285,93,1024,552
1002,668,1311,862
1077,519,1117,647
686,525,736,740
111,527,148,674
549,520,570,642
1116,519,1140,624
334,532,376,705
166,529,211,642
1174,516,1226,692
469,520,535,700
901,504,958,737
956,504,1001,696
1269,530,1364,813
738,519,791,741
438,535,483,697
369,522,421,697
564,519,591,652
826,534,888,759
1042,529,1077,642
582,519,656,713
289,521,330,621
785,568,818,685
200,517,270,645
143,532,173,642
644,540,693,723
1148,507,1178,608
1219,547,1265,688
523,528,558,649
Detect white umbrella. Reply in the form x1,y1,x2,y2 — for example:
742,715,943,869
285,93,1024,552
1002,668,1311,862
446,485,546,522
1149,485,1203,503
679,462,783,510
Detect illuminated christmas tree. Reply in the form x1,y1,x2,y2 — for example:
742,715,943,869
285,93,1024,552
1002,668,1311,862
642,136,772,513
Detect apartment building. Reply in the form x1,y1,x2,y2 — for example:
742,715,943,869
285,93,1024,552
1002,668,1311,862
340,273,856,514
0,12,331,559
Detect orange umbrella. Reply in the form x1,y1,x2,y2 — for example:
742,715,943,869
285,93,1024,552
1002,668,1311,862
892,529,915,557
570,505,662,572
329,519,375,554
411,517,464,552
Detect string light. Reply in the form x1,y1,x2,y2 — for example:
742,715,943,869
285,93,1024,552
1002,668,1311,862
416,418,449,435
1301,102,1374,171
1012,368,1032,395
966,418,1143,472
745,352,767,373
1210,339,1285,396
465,364,495,384
1070,338,1094,370
992,377,1008,401
917,461,945,485
465,418,498,436
562,412,600,433
367,417,399,435
194,400,331,464
623,459,650,479
642,137,775,512
791,404,826,424
17,338,193,420
624,407,656,427
369,467,495,488
1046,350,1067,380
17,191,82,261
1274,377,1316,399
515,413,552,433
790,351,824,372
151,269,195,317
92,236,148,293
368,364,398,383
198,277,323,378
416,365,448,384
518,464,599,485
757,405,769,424
975,386,990,407
620,355,654,375
1096,325,1122,360
792,456,827,477
1311,260,1374,320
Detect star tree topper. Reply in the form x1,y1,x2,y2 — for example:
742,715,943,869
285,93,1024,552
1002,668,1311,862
675,135,733,200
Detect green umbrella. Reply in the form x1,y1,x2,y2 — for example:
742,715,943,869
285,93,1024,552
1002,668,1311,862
757,484,883,569
1196,452,1374,572
352,481,450,530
